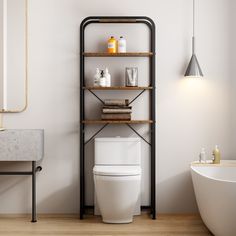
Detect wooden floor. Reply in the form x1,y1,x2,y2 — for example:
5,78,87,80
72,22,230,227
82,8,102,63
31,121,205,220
0,213,212,236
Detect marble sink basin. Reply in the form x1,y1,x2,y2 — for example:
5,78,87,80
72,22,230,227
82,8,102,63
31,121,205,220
0,129,44,161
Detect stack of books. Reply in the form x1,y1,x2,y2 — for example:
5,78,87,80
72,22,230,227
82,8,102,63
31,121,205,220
101,99,132,121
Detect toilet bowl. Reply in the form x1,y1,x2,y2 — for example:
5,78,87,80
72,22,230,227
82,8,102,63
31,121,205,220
93,137,141,224
93,166,141,223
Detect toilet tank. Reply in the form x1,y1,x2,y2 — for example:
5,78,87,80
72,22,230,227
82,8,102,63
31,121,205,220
95,137,141,165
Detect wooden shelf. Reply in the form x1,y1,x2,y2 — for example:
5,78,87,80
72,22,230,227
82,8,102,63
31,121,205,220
83,52,153,57
83,86,153,91
82,120,153,124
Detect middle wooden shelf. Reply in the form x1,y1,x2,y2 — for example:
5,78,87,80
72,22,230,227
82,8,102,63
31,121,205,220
83,86,153,90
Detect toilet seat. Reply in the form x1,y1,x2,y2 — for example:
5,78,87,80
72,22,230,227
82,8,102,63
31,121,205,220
93,166,141,176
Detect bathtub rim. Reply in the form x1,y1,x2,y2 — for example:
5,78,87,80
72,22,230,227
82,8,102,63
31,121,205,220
191,161,236,183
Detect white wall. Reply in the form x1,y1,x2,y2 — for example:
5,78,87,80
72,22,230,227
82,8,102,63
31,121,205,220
0,0,235,214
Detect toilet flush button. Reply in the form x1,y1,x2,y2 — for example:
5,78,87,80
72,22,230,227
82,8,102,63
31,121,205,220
116,136,121,138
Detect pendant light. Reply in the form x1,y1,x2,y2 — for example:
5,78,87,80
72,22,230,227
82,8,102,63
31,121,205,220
185,0,203,78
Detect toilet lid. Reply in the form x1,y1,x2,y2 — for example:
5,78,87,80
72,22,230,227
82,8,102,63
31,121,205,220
93,166,141,176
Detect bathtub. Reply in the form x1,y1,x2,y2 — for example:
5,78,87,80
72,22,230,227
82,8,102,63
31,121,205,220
191,161,236,236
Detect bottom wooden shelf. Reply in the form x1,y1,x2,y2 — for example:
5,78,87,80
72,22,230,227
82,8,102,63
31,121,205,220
82,120,153,124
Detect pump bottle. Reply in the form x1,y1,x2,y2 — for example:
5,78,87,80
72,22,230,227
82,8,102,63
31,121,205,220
212,145,221,164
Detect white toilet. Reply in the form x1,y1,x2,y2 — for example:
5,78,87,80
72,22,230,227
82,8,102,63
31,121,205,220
93,137,141,224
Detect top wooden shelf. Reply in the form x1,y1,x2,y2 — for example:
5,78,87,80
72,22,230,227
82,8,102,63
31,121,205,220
83,52,153,57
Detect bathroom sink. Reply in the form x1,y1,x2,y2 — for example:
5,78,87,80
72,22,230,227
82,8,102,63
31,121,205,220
0,129,44,161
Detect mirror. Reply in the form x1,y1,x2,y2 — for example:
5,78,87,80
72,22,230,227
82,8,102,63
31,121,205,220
0,0,27,113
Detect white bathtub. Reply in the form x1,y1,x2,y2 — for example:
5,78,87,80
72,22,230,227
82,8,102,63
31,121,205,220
191,161,236,236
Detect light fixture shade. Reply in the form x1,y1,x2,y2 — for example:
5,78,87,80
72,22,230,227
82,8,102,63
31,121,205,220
185,54,203,77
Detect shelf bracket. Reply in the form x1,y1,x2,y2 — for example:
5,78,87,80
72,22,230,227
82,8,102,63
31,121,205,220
87,89,105,104
88,88,147,107
84,124,109,145
128,90,146,105
126,123,151,146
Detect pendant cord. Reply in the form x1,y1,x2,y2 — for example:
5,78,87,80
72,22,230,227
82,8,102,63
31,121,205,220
192,0,195,54
193,0,195,38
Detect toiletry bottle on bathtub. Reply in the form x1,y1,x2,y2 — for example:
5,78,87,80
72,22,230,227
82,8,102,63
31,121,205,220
199,148,206,163
212,145,221,164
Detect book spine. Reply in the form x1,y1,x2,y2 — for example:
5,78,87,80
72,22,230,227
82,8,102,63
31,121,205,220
101,113,131,120
104,99,129,106
102,109,132,114
103,106,132,109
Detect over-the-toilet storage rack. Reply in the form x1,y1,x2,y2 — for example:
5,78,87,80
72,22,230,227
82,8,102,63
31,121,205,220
80,16,156,219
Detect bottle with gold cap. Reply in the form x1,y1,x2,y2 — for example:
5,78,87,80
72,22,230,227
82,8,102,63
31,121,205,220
212,145,221,164
107,36,117,53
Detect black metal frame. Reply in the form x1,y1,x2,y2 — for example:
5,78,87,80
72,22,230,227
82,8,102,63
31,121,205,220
80,16,156,219
0,161,42,222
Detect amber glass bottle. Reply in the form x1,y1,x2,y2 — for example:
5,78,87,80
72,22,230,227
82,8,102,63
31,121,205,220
107,36,117,53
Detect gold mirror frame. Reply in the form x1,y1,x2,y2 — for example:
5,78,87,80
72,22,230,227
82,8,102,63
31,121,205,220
0,0,28,113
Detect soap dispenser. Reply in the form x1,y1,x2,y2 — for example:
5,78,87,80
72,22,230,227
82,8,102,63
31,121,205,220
212,145,221,164
99,70,106,87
